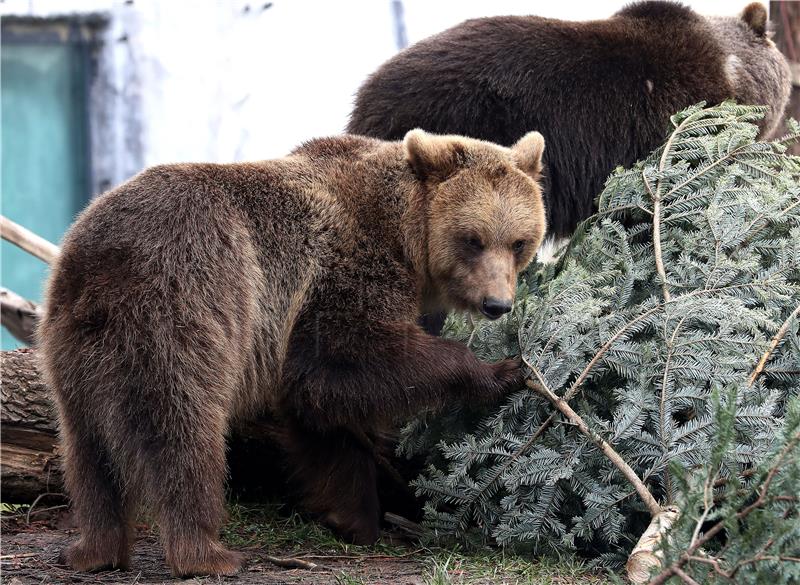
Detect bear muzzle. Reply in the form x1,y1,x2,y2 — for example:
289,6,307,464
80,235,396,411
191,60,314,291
481,296,513,319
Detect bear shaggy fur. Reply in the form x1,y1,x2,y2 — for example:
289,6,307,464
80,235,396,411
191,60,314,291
348,1,791,239
38,130,547,576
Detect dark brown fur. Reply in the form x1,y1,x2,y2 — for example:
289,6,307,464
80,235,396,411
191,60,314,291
348,1,791,238
38,130,547,576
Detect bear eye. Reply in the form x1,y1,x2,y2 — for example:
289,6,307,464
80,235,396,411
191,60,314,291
464,236,484,252
512,240,527,253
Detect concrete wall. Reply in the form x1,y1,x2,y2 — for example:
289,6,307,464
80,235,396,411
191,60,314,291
2,0,757,193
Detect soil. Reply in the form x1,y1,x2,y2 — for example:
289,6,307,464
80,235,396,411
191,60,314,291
1,511,427,585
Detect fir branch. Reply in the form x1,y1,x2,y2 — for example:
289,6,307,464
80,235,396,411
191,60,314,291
648,426,800,585
523,373,662,517
566,305,662,400
404,103,800,572
647,104,713,302
644,171,671,302
748,303,800,386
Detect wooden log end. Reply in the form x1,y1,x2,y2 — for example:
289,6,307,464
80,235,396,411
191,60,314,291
625,506,681,584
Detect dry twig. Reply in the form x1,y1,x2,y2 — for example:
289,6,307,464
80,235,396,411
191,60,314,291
263,555,320,570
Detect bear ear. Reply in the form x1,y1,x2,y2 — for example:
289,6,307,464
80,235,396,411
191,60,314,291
741,2,768,37
403,129,464,181
510,131,545,179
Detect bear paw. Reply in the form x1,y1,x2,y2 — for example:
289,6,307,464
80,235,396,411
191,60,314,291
484,357,525,398
168,541,245,577
468,358,525,402
59,538,130,572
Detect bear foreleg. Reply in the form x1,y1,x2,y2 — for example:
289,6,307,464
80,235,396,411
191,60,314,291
278,321,522,541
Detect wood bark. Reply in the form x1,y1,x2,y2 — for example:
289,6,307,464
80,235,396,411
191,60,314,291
1,349,62,501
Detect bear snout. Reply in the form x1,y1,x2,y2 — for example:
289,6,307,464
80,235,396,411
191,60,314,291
481,296,513,319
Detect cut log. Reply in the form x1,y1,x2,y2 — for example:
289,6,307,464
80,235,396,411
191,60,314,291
0,288,41,346
0,349,61,501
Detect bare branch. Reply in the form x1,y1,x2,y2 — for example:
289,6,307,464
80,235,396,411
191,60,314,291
0,215,60,264
748,303,800,386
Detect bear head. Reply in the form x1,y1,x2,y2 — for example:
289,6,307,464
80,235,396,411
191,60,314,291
403,129,547,319
709,2,792,139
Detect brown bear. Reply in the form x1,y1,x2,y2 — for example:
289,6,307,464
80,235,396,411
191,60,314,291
38,129,547,576
348,1,791,240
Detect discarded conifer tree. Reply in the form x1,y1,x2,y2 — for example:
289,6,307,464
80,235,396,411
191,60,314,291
400,102,800,582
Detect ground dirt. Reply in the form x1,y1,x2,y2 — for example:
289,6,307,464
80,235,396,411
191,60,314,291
1,533,435,584
1,506,609,585
1,531,427,584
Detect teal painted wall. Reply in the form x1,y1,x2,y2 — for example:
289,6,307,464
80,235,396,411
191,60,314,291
1,42,90,349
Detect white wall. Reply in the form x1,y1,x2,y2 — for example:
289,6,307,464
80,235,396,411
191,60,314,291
126,1,397,164
1,0,759,190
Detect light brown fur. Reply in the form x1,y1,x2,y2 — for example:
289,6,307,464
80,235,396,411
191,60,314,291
38,130,546,576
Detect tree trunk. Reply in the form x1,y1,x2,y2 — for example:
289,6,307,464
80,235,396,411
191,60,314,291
0,349,62,501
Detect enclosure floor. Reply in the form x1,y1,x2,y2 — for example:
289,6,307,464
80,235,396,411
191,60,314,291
1,523,425,584
1,509,609,584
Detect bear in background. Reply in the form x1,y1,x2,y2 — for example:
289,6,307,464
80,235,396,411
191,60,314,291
349,1,791,239
38,129,547,576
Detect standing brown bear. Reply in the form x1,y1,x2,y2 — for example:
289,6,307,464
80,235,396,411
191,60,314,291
38,129,547,576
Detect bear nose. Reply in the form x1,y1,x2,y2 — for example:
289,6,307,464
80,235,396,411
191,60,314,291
481,297,512,319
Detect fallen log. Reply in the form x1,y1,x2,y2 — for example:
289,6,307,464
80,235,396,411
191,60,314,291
0,349,61,501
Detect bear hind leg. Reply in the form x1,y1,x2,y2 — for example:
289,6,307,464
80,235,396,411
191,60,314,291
59,423,133,572
144,422,243,577
281,423,380,545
